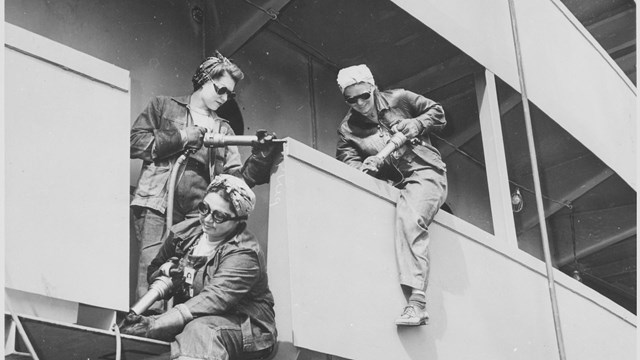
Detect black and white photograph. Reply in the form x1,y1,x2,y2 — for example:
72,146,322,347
2,0,637,359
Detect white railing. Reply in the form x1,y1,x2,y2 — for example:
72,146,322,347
267,138,636,360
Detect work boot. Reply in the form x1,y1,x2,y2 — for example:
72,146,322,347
395,302,429,326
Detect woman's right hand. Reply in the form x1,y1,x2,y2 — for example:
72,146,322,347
182,126,207,150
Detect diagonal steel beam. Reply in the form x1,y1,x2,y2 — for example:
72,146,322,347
518,161,614,234
385,54,482,95
211,0,293,56
554,205,636,267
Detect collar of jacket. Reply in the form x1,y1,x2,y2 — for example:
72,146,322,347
373,88,393,112
169,95,231,125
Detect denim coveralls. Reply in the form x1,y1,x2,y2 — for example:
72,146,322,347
148,218,276,359
336,89,448,291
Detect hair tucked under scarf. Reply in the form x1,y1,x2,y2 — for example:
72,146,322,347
192,51,245,91
336,64,376,93
206,174,256,217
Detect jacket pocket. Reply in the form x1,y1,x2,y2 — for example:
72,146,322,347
135,160,171,198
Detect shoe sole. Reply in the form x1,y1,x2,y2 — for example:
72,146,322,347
395,318,429,326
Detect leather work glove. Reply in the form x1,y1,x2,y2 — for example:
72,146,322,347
251,129,283,158
181,126,207,150
119,313,152,337
120,304,192,342
393,118,424,139
242,129,284,187
360,155,384,176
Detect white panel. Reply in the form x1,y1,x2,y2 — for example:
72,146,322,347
268,139,636,360
5,23,130,91
391,0,636,189
5,288,79,324
515,0,636,188
391,0,519,88
5,23,130,311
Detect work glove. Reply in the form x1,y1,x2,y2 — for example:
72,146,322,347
393,118,424,139
360,155,384,176
251,129,283,158
120,304,192,342
242,130,284,187
181,126,207,150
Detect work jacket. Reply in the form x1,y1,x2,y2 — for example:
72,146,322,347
130,95,273,213
130,95,242,213
148,218,276,352
336,89,447,183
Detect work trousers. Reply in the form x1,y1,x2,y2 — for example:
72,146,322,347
133,166,208,302
172,315,273,360
394,156,447,291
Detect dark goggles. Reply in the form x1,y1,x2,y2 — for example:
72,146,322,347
212,82,236,99
205,73,236,99
344,91,372,104
197,202,247,224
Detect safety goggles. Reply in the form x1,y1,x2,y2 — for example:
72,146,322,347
205,73,236,99
197,202,247,223
344,90,372,104
212,82,236,99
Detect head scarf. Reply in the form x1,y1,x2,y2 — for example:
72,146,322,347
206,174,256,217
192,51,232,91
336,64,376,94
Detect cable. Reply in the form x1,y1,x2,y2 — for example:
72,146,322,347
166,151,192,231
432,133,573,209
112,322,122,360
243,0,279,20
507,1,567,359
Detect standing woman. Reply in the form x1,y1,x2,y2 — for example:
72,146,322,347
130,52,275,305
335,64,448,326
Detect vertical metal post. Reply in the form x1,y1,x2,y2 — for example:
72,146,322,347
308,55,318,149
506,1,567,359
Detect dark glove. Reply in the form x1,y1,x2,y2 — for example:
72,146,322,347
120,304,192,341
119,313,153,337
242,130,284,187
360,156,384,175
251,129,283,158
393,118,424,139
182,126,207,150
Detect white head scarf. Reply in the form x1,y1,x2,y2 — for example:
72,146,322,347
336,64,376,94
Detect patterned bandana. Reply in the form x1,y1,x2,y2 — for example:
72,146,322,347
192,51,232,91
336,64,376,93
206,174,256,217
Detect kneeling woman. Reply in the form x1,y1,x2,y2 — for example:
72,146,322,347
121,174,276,360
